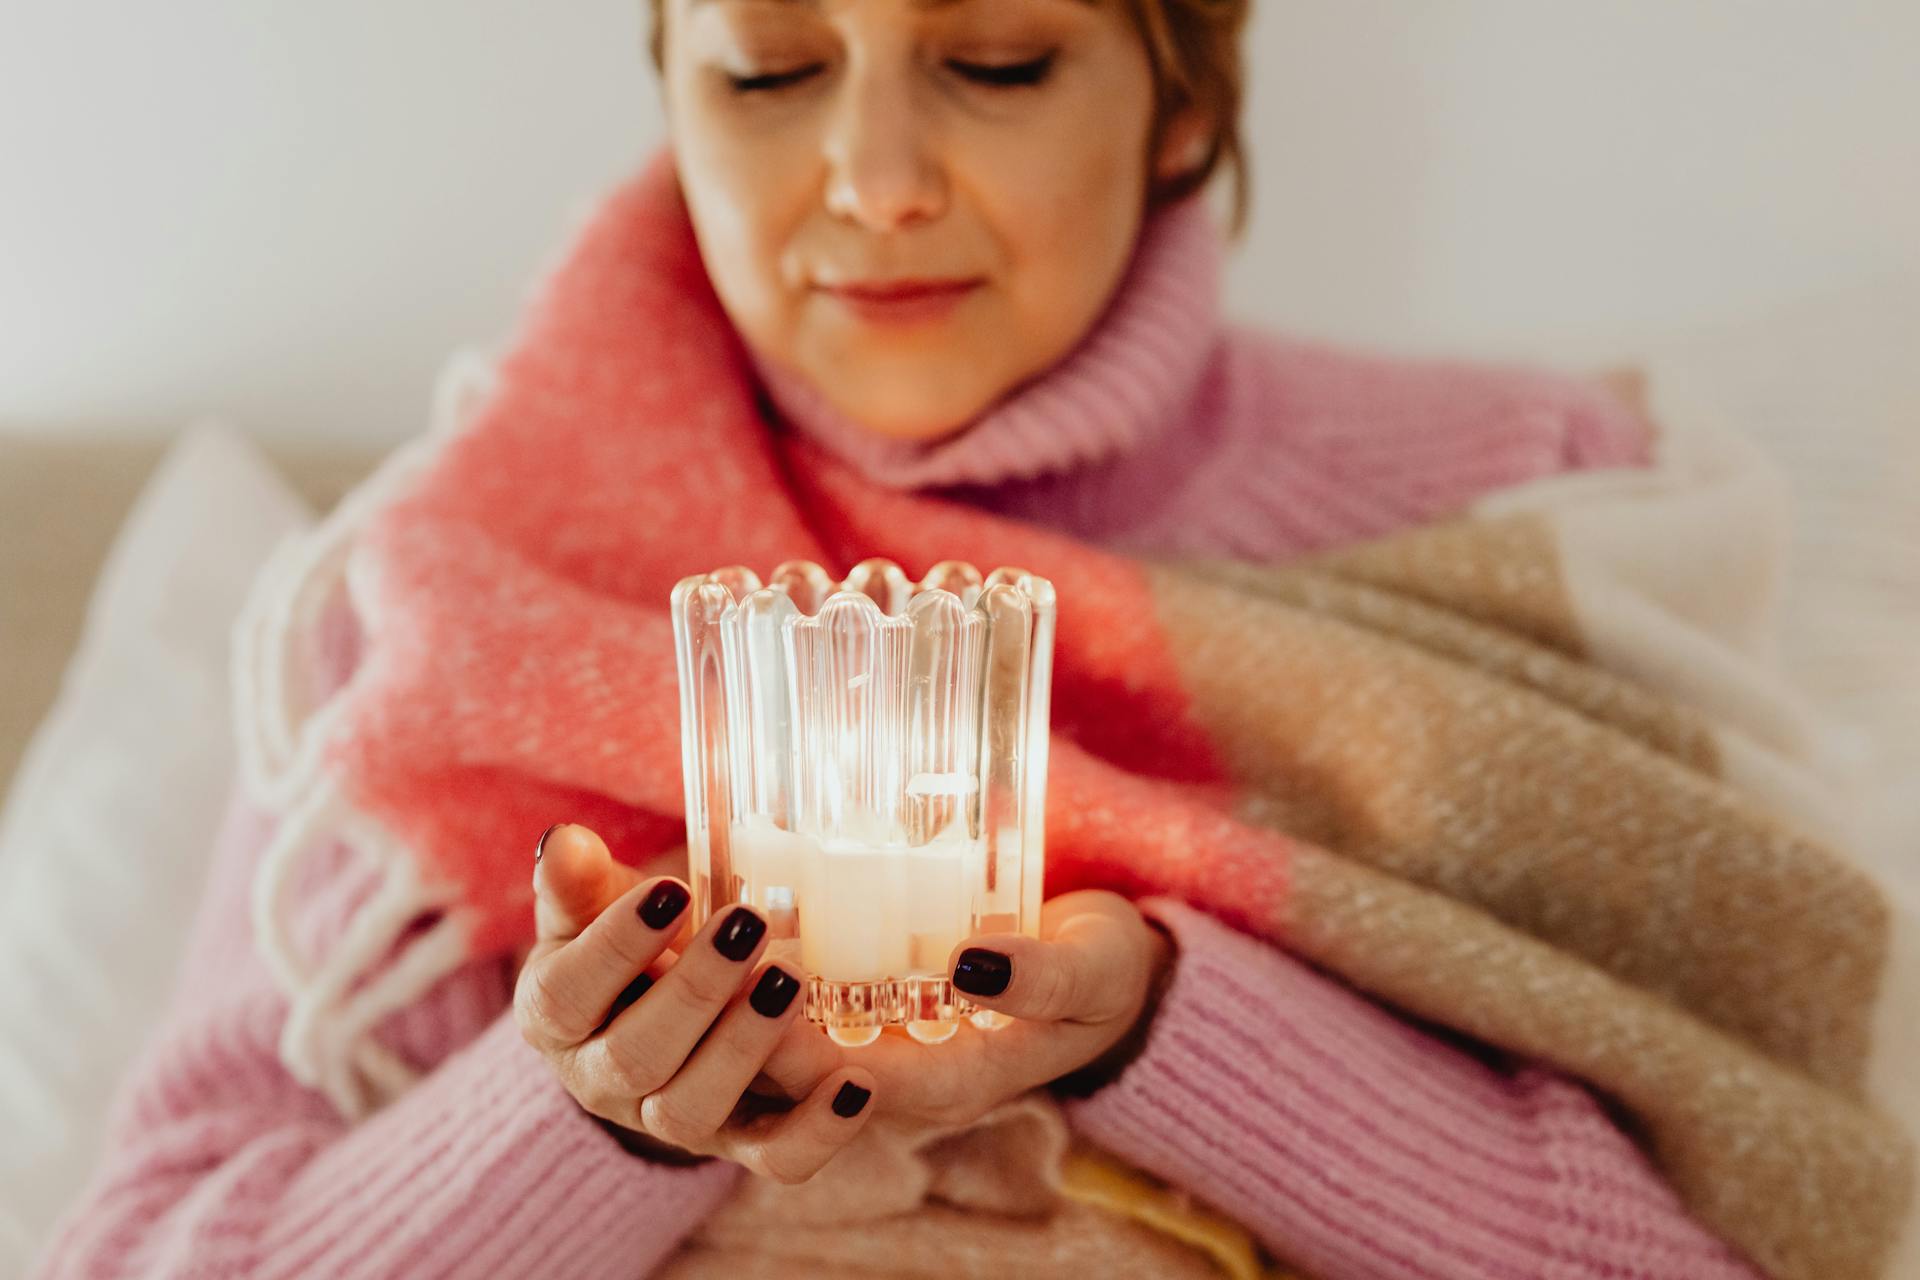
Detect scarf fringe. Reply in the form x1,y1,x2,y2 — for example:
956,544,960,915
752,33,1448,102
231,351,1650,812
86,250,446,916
232,348,500,1118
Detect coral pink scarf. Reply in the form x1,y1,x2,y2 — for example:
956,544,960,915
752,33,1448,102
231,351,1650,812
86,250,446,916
235,143,1261,1110
233,144,1911,1280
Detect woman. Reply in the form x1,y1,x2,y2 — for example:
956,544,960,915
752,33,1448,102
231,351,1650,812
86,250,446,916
35,0,1769,1276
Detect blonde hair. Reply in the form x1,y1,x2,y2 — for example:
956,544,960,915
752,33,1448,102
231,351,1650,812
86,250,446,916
643,0,1252,240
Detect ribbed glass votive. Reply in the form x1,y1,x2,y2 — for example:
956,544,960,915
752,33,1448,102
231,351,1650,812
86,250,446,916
670,557,1055,1045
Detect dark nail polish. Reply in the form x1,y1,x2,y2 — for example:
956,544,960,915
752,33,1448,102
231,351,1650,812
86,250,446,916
608,972,653,1019
832,1082,871,1118
749,967,801,1018
536,822,564,862
712,907,766,962
952,948,1012,997
638,882,691,930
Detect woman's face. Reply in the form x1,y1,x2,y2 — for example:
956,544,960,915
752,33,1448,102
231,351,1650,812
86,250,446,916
659,0,1195,442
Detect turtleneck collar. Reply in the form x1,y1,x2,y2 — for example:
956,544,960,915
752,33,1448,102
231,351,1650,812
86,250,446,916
745,192,1225,490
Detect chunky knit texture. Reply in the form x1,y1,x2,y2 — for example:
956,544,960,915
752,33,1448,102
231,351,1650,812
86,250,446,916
32,150,1783,1280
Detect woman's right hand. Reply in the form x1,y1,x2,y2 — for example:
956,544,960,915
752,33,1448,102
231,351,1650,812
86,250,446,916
513,823,876,1183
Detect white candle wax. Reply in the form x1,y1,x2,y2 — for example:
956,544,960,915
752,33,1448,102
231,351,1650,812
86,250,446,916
732,815,809,883
803,840,912,981
730,813,980,984
906,833,975,972
730,814,810,932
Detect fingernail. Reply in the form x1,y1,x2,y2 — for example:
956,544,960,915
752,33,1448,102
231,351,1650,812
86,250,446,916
712,907,766,962
638,881,691,931
749,966,801,1018
952,948,1012,997
832,1082,871,1118
535,822,565,862
609,972,653,1018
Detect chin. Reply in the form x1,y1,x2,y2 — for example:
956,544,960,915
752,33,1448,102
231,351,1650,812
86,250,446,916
815,368,995,445
838,402,979,445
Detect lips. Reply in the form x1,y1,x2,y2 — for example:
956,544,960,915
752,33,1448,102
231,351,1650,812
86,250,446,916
817,277,982,325
827,278,979,300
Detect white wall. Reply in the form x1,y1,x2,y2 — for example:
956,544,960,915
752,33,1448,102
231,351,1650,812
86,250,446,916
1237,0,1920,362
3,0,1916,447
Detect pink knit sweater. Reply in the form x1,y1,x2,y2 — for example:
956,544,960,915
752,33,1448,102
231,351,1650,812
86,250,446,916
34,193,1764,1280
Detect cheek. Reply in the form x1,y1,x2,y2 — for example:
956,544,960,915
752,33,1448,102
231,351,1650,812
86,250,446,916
972,112,1141,223
669,105,812,334
960,79,1153,298
973,136,1146,349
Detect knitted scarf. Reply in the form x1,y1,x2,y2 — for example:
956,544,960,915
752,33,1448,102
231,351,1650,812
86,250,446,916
232,144,1914,1280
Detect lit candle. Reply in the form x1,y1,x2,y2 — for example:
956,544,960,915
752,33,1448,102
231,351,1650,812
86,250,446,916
730,810,981,983
729,814,808,936
905,830,975,973
674,559,1053,1038
803,837,912,981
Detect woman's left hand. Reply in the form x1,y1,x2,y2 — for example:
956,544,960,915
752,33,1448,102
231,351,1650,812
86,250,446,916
752,890,1176,1128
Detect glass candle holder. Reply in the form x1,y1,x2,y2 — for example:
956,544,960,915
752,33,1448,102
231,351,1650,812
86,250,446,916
670,557,1055,1046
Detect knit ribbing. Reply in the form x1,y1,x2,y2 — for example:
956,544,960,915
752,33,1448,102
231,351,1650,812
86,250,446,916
1064,898,1765,1280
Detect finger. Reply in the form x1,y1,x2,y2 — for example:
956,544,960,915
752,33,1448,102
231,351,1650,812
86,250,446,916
534,823,644,941
749,996,1034,1114
750,1016,845,1101
947,893,1142,1025
750,1012,1008,1127
515,873,694,1049
578,903,772,1097
728,1068,877,1186
744,1011,938,1106
637,962,807,1150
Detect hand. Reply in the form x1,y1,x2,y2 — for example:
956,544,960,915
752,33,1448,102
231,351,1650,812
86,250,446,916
513,823,877,1182
751,890,1177,1130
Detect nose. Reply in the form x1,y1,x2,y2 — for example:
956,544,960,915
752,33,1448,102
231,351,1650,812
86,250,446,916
820,62,948,232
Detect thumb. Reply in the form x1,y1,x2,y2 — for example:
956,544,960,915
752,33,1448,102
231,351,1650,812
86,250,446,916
533,822,642,941
947,908,1137,1026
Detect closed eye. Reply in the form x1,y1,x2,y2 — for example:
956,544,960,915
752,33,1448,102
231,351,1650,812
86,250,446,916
726,64,825,93
725,53,1057,95
949,54,1055,88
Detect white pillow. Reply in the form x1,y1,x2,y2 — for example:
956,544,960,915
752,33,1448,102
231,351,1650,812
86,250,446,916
0,421,313,1274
